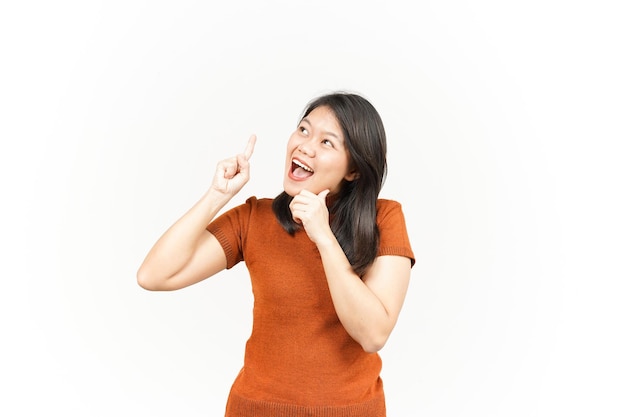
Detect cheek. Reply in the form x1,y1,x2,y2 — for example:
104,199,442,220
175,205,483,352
284,136,294,153
285,136,299,155
332,155,352,176
284,137,300,171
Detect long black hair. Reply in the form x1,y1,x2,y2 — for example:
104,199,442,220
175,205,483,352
272,92,388,276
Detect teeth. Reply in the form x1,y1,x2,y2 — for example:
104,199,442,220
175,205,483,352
293,159,313,172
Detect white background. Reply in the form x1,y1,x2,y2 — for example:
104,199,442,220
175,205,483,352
1,1,624,416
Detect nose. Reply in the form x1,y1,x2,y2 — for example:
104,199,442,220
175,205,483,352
297,140,315,157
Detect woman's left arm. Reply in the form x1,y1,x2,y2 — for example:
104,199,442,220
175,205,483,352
290,190,412,353
317,242,412,353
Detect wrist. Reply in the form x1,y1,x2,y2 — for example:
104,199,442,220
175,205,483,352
204,187,234,206
314,230,339,251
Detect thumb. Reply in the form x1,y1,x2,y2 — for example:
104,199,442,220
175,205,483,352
318,189,330,201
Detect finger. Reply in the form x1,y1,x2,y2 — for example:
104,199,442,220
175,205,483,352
295,189,317,200
318,189,330,201
243,134,256,160
236,153,250,177
222,158,238,179
289,202,307,213
289,200,304,222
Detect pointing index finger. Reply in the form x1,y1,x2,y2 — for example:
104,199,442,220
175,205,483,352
243,134,256,160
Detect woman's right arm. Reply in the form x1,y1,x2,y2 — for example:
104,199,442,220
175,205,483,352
136,135,256,291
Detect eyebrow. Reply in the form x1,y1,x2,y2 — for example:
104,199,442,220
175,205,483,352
301,117,342,142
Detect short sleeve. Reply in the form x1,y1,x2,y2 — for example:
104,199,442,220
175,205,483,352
376,199,415,267
206,197,256,269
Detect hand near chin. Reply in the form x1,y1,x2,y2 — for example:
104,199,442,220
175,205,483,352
211,135,256,198
289,189,333,244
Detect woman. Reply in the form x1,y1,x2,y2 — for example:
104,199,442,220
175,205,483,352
137,92,415,416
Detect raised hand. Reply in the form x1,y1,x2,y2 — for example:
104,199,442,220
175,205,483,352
211,135,256,197
289,189,333,245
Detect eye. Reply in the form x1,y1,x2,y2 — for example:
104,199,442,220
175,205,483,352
322,138,334,147
299,126,309,135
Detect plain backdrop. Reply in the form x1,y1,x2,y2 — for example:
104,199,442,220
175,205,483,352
1,1,624,416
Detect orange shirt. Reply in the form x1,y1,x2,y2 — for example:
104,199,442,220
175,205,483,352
207,197,414,416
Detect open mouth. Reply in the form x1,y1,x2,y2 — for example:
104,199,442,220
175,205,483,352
291,159,314,179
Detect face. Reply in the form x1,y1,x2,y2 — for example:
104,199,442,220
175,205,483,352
283,105,357,196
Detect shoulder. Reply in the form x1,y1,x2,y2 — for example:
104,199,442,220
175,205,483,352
245,196,274,205
376,198,406,221
375,198,415,265
243,196,274,211
228,196,275,222
209,196,274,227
375,198,411,235
376,198,403,210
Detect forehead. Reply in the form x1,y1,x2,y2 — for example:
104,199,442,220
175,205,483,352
302,106,342,133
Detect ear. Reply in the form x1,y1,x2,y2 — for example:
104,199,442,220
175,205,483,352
344,169,359,182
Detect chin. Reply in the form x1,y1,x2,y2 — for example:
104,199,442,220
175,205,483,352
283,179,318,197
282,182,302,197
